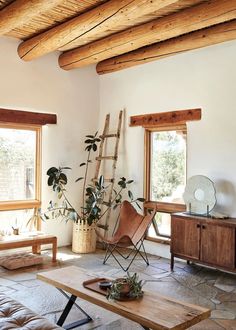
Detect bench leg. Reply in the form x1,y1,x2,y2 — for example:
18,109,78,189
32,244,41,254
52,238,57,262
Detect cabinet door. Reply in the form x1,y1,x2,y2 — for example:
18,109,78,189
201,224,235,269
171,217,200,260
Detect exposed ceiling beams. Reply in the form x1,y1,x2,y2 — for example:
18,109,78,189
3,0,108,40
58,0,236,70
17,0,184,61
96,20,236,74
0,0,64,35
0,0,235,73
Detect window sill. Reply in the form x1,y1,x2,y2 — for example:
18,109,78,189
0,200,41,211
146,236,170,245
144,201,186,213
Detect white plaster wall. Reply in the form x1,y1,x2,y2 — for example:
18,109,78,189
1,35,236,254
99,40,236,256
0,37,99,247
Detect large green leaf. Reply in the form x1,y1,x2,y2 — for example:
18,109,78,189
137,197,145,202
47,176,54,186
99,175,104,187
60,173,67,184
57,191,63,199
86,187,92,194
118,181,126,189
92,144,97,151
136,202,142,210
47,167,58,175
128,190,133,200
75,177,84,182
68,211,77,221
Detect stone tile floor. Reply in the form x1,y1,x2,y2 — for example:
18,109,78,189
0,247,236,329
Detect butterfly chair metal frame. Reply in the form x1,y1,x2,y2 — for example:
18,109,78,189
99,201,156,272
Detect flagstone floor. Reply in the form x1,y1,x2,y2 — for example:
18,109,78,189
0,247,235,329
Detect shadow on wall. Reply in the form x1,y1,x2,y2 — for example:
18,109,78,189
214,180,236,216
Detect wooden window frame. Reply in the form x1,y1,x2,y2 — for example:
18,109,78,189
0,123,42,212
144,125,187,243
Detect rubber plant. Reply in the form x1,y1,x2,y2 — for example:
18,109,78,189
44,132,145,229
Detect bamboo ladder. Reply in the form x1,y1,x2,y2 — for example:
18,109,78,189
93,110,123,236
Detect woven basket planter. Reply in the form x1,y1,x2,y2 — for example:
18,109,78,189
72,221,96,253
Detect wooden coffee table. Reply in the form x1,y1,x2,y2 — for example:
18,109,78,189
37,266,210,330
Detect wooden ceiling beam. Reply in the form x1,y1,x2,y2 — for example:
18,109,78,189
17,0,181,61
58,0,236,70
0,0,64,36
97,20,236,74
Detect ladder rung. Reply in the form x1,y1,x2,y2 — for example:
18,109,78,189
92,178,114,183
96,156,117,161
100,133,119,139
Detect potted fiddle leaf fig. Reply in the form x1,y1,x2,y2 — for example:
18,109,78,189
44,132,145,253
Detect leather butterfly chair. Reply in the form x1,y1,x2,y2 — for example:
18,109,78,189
98,200,156,272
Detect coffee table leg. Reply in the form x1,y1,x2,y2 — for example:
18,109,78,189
141,326,150,330
57,289,92,330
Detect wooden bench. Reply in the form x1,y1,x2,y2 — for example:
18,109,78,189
0,233,57,262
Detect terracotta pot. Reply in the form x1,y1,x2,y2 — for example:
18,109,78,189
114,278,131,297
13,228,19,235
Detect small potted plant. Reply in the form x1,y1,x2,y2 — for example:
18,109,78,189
44,132,144,253
107,273,144,301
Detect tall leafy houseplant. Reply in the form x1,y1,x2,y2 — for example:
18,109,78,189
45,132,144,253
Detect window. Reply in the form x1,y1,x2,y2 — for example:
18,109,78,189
0,209,34,233
0,124,41,213
145,125,187,241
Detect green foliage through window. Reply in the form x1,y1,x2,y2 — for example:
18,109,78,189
0,128,36,201
150,130,186,204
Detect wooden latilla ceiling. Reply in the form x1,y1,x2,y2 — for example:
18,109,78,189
0,0,236,74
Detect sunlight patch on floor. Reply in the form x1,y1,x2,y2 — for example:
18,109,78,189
51,251,82,261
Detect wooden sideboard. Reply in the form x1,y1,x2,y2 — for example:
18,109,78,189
171,213,236,273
